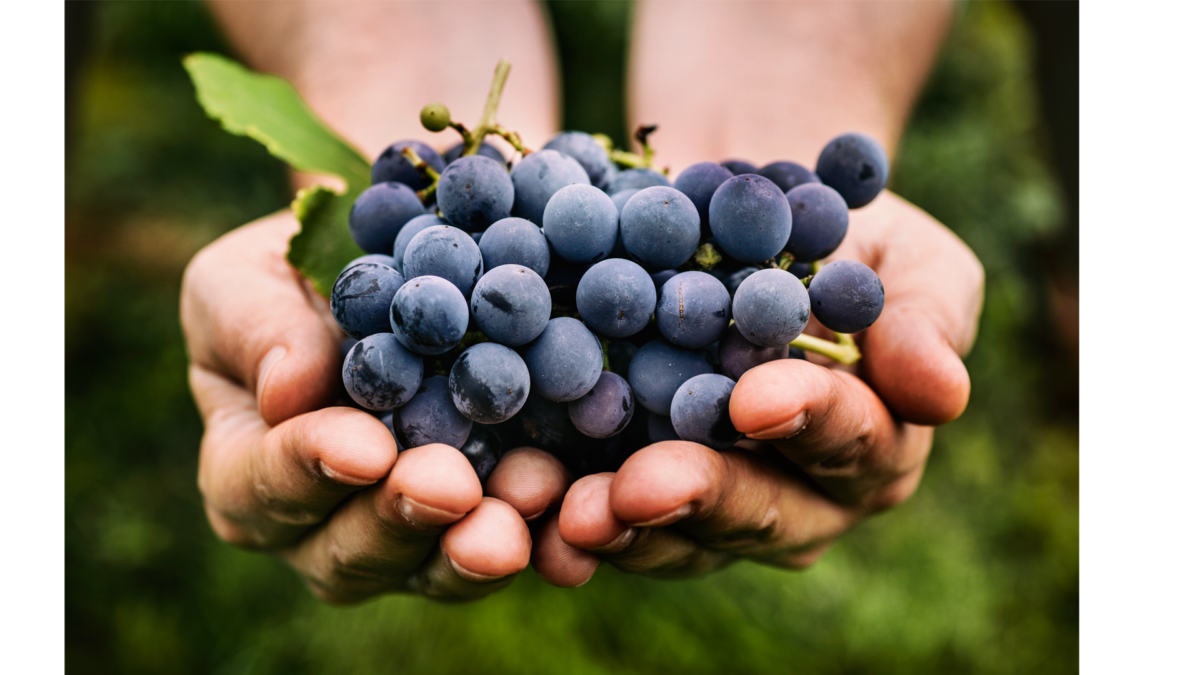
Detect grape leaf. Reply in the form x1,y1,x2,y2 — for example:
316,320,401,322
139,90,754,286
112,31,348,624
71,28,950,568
289,186,362,296
183,52,371,294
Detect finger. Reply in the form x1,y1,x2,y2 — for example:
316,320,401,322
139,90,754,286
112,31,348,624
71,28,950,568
729,359,931,507
531,513,600,588
484,447,572,520
193,365,397,549
839,192,983,425
282,444,484,604
558,471,733,578
407,498,532,602
605,442,855,565
181,212,343,425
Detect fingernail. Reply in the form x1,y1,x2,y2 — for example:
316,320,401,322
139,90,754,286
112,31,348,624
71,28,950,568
398,495,464,529
318,460,377,487
628,503,694,528
256,346,288,403
449,556,507,584
587,527,637,554
523,508,547,522
744,411,808,440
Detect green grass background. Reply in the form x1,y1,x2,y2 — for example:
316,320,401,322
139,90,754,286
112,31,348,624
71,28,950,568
65,2,1078,672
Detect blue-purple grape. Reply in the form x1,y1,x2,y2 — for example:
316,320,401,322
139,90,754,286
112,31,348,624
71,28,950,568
568,371,635,439
402,225,483,297
522,317,604,402
390,275,469,355
619,186,701,270
349,182,426,254
371,140,445,191
470,265,551,346
670,373,739,450
449,343,530,424
509,150,589,225
656,271,730,349
815,133,890,209
717,323,788,380
731,268,810,347
576,259,656,338
341,333,424,411
442,141,507,165
542,183,619,264
436,155,515,232
605,167,671,195
673,162,734,227
330,262,405,339
394,375,473,450
627,339,712,415
709,174,792,263
757,161,820,193
543,131,610,186
785,183,849,262
807,259,885,333
477,217,551,277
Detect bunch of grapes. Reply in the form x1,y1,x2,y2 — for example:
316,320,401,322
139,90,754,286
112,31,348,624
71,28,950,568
330,79,888,485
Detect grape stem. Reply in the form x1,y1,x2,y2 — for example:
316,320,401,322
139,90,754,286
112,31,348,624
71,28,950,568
457,59,533,158
399,147,441,204
791,332,861,365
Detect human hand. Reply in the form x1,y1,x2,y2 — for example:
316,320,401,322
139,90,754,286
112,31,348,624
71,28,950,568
181,211,562,603
534,191,984,585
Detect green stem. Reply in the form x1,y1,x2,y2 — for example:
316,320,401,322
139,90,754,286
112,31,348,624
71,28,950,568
778,252,794,271
487,123,532,156
463,59,512,157
790,332,861,365
448,120,471,143
400,147,441,203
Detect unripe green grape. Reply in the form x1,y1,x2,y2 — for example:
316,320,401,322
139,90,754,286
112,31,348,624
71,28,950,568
420,103,451,132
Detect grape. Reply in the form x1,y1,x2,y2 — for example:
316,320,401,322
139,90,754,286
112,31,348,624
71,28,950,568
449,342,530,424
391,213,447,272
458,425,503,484
605,339,639,380
470,264,551,346
380,411,397,443
390,275,469,356
656,271,730,349
673,162,734,227
627,339,712,415
477,217,551,277
619,186,701,270
815,133,890,209
341,333,424,411
338,337,358,364
785,183,850,262
568,371,635,438
647,412,682,443
543,131,610,186
420,103,451,132
442,141,507,165
787,260,814,279
756,161,820,193
330,262,405,339
394,375,473,450
436,155,515,231
519,393,624,476
723,266,759,295
609,188,641,216
349,182,426,254
731,268,810,347
543,252,593,308
709,174,792,263
717,323,787,380
807,259,884,333
522,317,604,402
542,183,619,264
597,159,621,192
789,346,807,361
670,374,739,450
509,150,589,225
576,259,656,338
371,140,445,190
605,167,671,195
341,254,397,276
402,225,484,297
720,159,758,176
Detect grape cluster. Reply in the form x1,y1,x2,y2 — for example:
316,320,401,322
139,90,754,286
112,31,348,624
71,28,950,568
331,125,888,483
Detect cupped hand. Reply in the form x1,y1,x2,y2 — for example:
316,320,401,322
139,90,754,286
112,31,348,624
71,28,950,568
181,212,564,603
537,191,985,585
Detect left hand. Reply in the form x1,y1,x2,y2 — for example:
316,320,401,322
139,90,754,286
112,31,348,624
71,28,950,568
526,191,985,585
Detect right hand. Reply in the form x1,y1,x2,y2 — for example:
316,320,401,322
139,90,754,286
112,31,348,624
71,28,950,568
180,211,567,603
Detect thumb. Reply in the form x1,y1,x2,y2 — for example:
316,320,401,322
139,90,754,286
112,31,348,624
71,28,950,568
182,211,344,426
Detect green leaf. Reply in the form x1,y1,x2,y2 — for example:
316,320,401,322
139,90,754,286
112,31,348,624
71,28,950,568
287,186,362,297
184,52,373,294
183,53,371,191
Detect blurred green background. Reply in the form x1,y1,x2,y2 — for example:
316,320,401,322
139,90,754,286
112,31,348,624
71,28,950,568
65,1,1078,673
